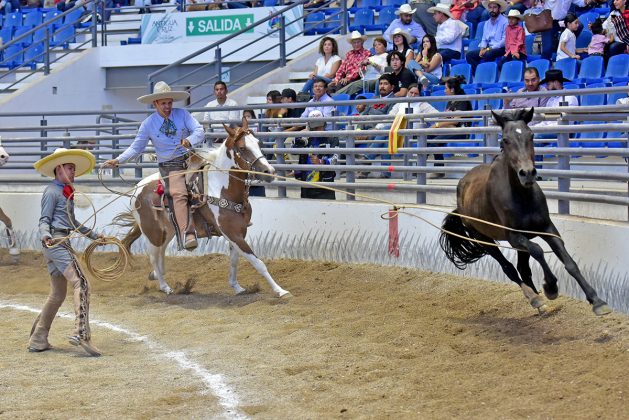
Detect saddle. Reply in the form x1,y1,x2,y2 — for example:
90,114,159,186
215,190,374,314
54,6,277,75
151,169,207,212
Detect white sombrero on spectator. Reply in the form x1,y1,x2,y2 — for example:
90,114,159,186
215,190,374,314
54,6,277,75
348,30,368,42
137,81,190,104
396,4,416,15
391,28,414,44
481,0,508,13
34,148,96,178
427,3,453,18
507,9,523,19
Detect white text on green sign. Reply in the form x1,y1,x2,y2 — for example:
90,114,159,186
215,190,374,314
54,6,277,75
186,15,254,36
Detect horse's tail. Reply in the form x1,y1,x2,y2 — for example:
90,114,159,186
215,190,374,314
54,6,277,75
112,210,142,251
439,209,488,270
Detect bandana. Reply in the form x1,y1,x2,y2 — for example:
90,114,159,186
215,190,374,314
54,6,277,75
159,118,177,137
63,184,74,201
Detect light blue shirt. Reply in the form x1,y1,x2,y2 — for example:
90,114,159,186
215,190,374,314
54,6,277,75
480,14,508,49
117,108,205,164
384,19,426,49
300,93,335,130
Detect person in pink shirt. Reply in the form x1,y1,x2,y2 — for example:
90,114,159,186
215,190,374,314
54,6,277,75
588,18,609,57
501,9,526,68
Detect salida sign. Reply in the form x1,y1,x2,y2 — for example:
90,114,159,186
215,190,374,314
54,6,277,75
186,15,254,36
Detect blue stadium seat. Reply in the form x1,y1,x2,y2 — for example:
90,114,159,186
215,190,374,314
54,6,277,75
428,90,448,112
24,43,44,69
304,12,326,36
577,121,606,148
0,27,13,46
575,29,592,50
478,87,503,110
554,58,578,80
472,61,498,85
13,26,34,47
607,81,629,105
450,63,472,83
63,7,89,28
525,34,535,56
606,130,628,148
263,0,278,5
381,0,405,8
576,55,604,82
604,53,629,80
350,0,380,12
51,24,76,48
0,44,24,69
320,9,347,35
3,12,22,30
528,59,550,78
349,8,374,32
43,10,62,26
580,83,606,106
23,10,43,27
365,6,396,32
498,60,523,83
33,28,48,45
577,12,599,28
332,93,351,116
474,21,485,41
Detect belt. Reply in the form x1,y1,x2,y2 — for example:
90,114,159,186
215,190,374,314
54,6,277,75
51,228,72,235
158,153,189,168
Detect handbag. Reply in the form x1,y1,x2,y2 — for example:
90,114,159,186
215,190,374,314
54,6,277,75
524,9,553,33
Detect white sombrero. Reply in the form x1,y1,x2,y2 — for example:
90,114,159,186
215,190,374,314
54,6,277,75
396,4,416,15
482,0,508,13
34,148,96,178
391,27,414,44
348,30,368,43
427,3,453,18
137,81,190,104
507,9,524,19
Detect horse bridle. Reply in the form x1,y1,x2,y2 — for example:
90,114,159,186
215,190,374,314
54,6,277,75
230,128,263,170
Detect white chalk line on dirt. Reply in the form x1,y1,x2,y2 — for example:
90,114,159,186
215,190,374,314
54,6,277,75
0,300,248,420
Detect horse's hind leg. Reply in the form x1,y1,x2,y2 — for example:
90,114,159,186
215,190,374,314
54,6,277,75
483,243,545,310
517,251,539,295
541,227,611,316
0,208,19,262
228,244,246,295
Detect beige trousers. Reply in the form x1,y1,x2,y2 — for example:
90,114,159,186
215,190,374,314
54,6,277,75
160,167,195,244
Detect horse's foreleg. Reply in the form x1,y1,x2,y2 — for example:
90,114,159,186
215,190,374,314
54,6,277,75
541,228,611,316
483,241,545,310
147,242,173,295
228,244,246,295
0,208,19,261
230,238,291,298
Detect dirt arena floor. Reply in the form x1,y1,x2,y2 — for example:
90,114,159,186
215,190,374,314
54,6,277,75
0,250,628,419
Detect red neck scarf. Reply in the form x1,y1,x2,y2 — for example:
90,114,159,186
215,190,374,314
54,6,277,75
62,184,74,201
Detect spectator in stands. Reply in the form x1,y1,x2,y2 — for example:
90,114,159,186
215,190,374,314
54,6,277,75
451,0,480,21
428,2,464,62
353,94,369,116
280,88,304,119
388,50,417,97
604,0,629,57
539,69,578,108
428,75,472,178
411,0,438,36
588,18,609,57
286,78,334,132
465,2,491,27
466,0,508,72
265,90,283,119
557,13,587,60
506,0,526,14
408,34,443,88
615,82,629,105
504,66,549,111
293,110,339,200
390,28,416,65
243,109,258,132
329,31,371,92
540,0,592,60
501,9,527,67
390,83,439,115
384,4,426,49
356,73,398,179
336,37,388,96
300,37,342,96
202,81,240,133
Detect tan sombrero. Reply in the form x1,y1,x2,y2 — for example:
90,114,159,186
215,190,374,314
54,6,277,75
482,0,508,13
396,4,416,15
137,81,190,104
507,9,523,19
34,148,96,178
391,28,414,44
348,30,368,43
427,3,453,19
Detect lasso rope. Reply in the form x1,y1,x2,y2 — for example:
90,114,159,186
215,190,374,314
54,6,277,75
82,236,130,282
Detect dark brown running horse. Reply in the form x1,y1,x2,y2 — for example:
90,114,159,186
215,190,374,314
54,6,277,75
439,108,611,316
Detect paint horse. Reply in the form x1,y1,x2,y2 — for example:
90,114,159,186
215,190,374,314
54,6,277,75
117,118,290,297
0,144,20,262
439,108,611,316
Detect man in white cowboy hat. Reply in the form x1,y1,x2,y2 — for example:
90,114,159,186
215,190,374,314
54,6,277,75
329,31,371,90
384,4,426,49
29,148,104,356
465,0,508,72
428,2,464,62
103,81,205,251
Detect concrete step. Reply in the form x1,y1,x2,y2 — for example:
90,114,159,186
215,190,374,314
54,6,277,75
267,82,304,93
289,71,311,82
246,96,268,105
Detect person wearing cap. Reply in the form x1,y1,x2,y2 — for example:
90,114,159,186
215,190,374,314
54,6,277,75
293,110,339,200
384,4,426,50
501,9,527,66
465,0,508,73
29,148,104,356
329,31,371,90
428,2,464,62
201,81,240,132
102,81,205,251
538,69,579,112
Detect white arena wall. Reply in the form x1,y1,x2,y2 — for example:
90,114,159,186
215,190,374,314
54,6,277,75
1,191,628,314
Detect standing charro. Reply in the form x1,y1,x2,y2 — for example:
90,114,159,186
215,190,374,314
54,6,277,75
103,81,205,251
29,148,104,356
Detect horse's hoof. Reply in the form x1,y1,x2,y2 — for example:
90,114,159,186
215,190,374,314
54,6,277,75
537,304,549,316
543,283,559,300
530,295,545,309
160,286,173,295
234,287,247,295
593,303,612,316
148,271,157,281
277,290,292,299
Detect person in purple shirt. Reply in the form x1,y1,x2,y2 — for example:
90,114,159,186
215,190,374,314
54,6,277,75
466,0,509,72
103,81,205,251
